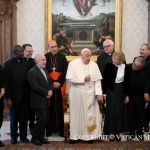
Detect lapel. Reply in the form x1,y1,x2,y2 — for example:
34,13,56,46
35,66,48,86
43,68,49,80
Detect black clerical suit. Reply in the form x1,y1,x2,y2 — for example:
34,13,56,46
45,52,68,136
28,66,53,141
23,57,36,130
124,64,146,136
97,51,113,77
97,51,114,116
143,56,150,129
4,57,29,142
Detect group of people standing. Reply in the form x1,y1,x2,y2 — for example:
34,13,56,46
0,39,150,147
97,41,150,141
66,40,150,144
0,40,68,146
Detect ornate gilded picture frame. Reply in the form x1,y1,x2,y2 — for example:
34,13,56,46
46,0,122,61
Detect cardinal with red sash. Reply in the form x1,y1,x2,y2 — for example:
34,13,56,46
45,40,68,137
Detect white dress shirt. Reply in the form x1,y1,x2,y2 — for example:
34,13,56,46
115,63,125,83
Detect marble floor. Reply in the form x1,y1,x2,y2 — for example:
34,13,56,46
0,121,64,142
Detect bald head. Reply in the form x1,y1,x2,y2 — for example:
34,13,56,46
34,53,46,68
80,48,91,64
48,40,58,55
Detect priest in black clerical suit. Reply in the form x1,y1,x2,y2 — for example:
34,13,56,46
45,40,68,137
124,56,147,139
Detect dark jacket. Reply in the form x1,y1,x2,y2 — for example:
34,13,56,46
143,55,150,94
124,64,145,96
0,65,4,90
103,63,118,94
3,57,28,103
28,65,53,109
23,57,35,99
97,51,113,77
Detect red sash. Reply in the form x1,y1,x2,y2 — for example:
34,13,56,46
49,72,66,97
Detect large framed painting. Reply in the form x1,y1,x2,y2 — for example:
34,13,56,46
46,0,122,60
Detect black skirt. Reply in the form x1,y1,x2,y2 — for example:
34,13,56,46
104,82,128,134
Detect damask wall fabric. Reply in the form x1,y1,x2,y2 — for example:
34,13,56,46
122,0,148,63
16,0,148,62
17,0,45,55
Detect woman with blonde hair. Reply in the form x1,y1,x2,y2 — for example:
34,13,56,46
103,52,128,141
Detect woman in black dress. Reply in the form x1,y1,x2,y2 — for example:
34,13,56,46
103,52,128,140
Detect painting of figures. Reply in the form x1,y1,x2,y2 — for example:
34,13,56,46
51,0,115,55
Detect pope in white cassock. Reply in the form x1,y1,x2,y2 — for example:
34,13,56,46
66,48,103,143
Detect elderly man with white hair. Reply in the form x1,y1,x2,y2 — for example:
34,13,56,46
96,39,114,117
97,39,114,77
28,53,53,146
66,48,103,144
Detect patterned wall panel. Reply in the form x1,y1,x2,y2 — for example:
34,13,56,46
122,0,148,63
17,0,45,55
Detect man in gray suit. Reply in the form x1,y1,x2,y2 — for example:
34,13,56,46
28,53,53,146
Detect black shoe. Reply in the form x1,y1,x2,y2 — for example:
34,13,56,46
31,137,42,146
85,140,93,144
137,135,144,141
69,140,79,144
127,134,136,141
11,139,17,144
0,141,5,147
60,133,64,137
144,126,149,132
109,135,116,141
115,135,121,141
39,138,49,144
20,138,29,143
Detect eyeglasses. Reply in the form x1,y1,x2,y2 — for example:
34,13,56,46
51,45,58,48
104,45,111,48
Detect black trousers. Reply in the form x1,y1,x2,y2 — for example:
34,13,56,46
31,106,49,139
28,106,35,130
0,98,3,129
145,102,150,127
10,100,28,140
127,95,146,135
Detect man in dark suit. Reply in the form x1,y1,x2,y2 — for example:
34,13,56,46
4,45,29,144
96,39,114,116
97,39,114,77
124,56,147,140
23,44,36,131
28,53,53,146
0,65,5,147
139,43,150,132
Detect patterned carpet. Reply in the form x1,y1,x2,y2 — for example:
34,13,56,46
1,140,150,150
1,112,150,149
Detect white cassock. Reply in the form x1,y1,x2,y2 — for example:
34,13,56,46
66,58,103,141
